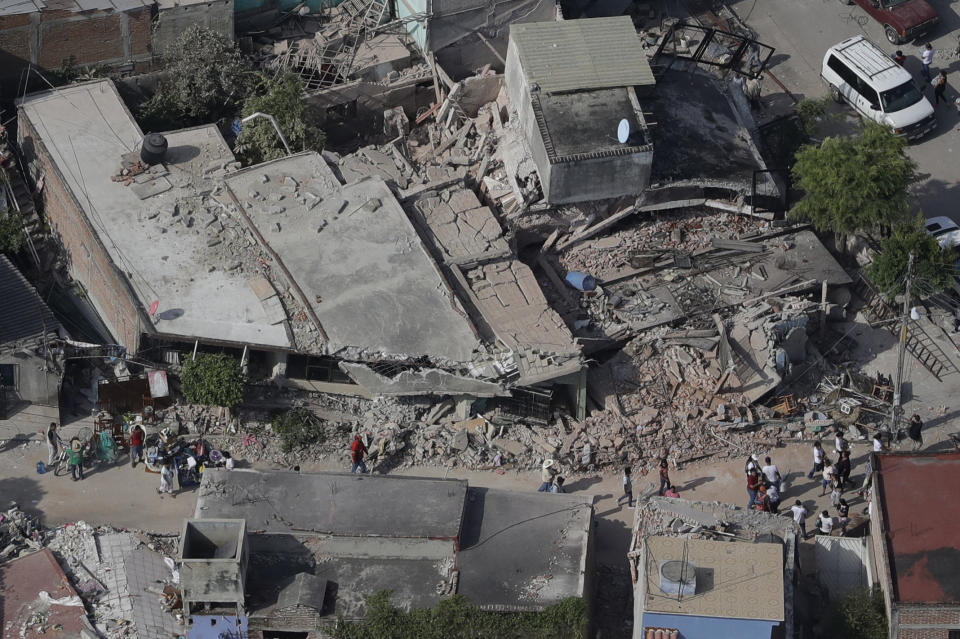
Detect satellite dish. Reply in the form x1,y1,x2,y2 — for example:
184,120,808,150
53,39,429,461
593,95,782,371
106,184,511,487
617,118,630,144
149,300,159,316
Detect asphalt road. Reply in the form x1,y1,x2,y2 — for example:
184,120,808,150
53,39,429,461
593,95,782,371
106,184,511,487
728,0,960,219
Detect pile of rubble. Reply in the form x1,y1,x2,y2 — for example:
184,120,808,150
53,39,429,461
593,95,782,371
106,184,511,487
0,504,43,560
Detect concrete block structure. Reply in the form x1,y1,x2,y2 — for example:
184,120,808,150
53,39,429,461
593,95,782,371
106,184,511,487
871,452,960,639
505,17,655,204
179,519,249,616
191,469,595,637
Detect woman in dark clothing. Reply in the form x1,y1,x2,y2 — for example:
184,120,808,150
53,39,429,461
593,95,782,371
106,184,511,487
836,451,852,491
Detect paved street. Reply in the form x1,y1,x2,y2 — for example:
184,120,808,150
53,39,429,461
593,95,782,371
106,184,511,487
729,0,960,218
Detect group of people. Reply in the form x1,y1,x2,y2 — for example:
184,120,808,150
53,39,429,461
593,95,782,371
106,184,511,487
744,454,784,513
615,459,678,508
893,44,955,110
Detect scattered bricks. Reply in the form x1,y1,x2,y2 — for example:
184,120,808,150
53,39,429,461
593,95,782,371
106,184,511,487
492,438,527,457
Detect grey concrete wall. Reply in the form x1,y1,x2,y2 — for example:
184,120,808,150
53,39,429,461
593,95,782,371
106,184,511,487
0,348,60,406
504,40,552,196
153,0,235,56
546,149,652,204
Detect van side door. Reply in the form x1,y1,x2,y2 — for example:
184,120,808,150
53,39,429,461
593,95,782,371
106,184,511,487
853,79,884,123
827,55,864,113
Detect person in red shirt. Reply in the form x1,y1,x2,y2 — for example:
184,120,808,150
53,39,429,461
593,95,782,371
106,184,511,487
747,469,762,510
658,458,671,496
350,435,368,474
130,424,145,469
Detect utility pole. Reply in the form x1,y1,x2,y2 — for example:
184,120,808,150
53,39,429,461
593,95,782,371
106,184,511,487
890,250,915,431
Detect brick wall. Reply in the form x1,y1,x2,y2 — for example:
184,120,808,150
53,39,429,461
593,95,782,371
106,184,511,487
898,629,950,639
18,114,145,353
0,6,153,87
899,608,960,626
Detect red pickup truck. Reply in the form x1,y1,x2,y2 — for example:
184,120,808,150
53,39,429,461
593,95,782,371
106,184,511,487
843,0,938,45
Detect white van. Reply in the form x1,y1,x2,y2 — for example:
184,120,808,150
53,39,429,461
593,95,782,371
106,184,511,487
821,36,936,140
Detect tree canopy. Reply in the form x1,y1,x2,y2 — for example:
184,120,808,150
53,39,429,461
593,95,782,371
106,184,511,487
234,73,325,165
0,206,25,255
180,352,245,408
866,217,956,298
789,122,916,235
139,26,252,130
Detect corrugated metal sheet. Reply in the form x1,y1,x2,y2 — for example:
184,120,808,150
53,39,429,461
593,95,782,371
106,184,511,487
0,0,148,16
510,17,655,94
0,254,59,344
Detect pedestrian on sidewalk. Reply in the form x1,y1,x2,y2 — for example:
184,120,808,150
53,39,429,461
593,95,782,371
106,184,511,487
130,424,145,468
830,482,843,508
538,459,558,492
791,500,809,538
350,434,368,473
45,422,59,467
908,414,924,450
617,467,634,508
821,458,835,496
818,510,834,535
158,459,175,495
807,441,825,480
67,437,86,481
747,468,762,510
763,483,781,514
920,43,934,82
836,451,851,491
836,498,850,533
658,458,671,496
549,476,566,494
933,71,948,105
762,456,782,491
834,432,848,458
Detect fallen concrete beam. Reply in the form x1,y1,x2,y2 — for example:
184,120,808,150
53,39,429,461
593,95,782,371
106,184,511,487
340,362,508,397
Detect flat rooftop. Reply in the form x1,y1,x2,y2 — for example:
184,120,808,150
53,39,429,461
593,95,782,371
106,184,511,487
458,487,593,611
18,80,290,349
533,88,649,161
225,162,481,363
643,536,784,621
0,549,93,638
875,452,960,603
195,469,467,538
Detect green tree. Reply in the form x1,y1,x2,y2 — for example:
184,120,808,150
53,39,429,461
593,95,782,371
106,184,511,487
234,73,325,165
271,407,327,452
334,591,587,639
0,206,25,254
139,26,252,130
790,122,916,237
180,352,245,407
867,217,956,297
825,586,888,639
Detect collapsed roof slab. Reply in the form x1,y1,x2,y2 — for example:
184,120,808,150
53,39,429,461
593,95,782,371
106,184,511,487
339,362,509,397
224,159,481,363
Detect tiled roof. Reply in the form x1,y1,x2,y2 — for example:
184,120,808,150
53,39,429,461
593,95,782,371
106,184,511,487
0,254,58,344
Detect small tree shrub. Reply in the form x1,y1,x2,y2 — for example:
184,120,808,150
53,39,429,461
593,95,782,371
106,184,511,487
234,73,325,165
271,407,326,452
825,586,888,639
867,216,956,298
0,206,25,254
180,353,245,407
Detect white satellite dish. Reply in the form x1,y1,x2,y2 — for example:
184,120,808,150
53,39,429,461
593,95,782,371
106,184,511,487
617,118,630,144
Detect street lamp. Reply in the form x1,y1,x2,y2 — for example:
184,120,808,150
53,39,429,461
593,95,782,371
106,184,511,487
241,112,292,156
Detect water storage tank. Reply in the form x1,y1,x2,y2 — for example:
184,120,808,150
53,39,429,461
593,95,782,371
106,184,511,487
140,133,168,165
658,559,696,597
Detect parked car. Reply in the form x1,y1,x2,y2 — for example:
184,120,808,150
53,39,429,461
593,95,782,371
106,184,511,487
841,0,938,44
822,36,936,140
924,216,960,249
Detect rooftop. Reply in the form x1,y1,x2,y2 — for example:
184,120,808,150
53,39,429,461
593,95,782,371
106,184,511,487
510,17,655,94
642,535,785,621
0,254,59,345
875,452,960,604
532,88,650,161
194,469,467,538
224,162,481,362
0,0,149,17
18,81,290,350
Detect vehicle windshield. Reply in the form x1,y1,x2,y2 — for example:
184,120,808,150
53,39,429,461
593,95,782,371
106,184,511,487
880,81,923,112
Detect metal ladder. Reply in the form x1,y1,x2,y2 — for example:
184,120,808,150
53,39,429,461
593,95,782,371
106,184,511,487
853,275,959,381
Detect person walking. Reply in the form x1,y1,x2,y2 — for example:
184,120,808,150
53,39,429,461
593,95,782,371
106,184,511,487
350,434,368,473
617,467,634,508
67,437,86,481
761,456,782,492
747,468,762,510
908,414,924,450
129,424,145,468
836,498,850,534
538,459,558,492
45,422,59,468
744,453,760,475
835,451,851,491
920,43,934,82
873,433,884,453
763,482,781,514
549,476,566,494
933,71,948,106
791,500,809,538
821,458,835,496
818,510,834,536
858,454,874,497
834,432,847,458
658,458,671,496
807,441,825,480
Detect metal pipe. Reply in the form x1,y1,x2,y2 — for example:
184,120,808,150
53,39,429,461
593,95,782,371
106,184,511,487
241,112,292,156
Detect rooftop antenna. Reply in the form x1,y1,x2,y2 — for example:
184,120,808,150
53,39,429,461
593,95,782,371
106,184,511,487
617,118,630,144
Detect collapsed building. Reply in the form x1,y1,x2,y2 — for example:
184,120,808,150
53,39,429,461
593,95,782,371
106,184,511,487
183,468,594,636
16,79,587,416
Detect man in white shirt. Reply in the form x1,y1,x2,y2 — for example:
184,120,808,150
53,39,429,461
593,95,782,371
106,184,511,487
834,432,847,457
791,500,809,538
920,43,934,81
762,456,781,491
818,511,834,535
807,441,825,479
873,434,883,452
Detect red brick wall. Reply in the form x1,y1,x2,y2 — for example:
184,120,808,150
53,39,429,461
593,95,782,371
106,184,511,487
898,629,950,639
899,608,960,626
18,115,144,353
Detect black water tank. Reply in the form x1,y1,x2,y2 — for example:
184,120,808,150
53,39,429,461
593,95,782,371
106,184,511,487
140,133,168,165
